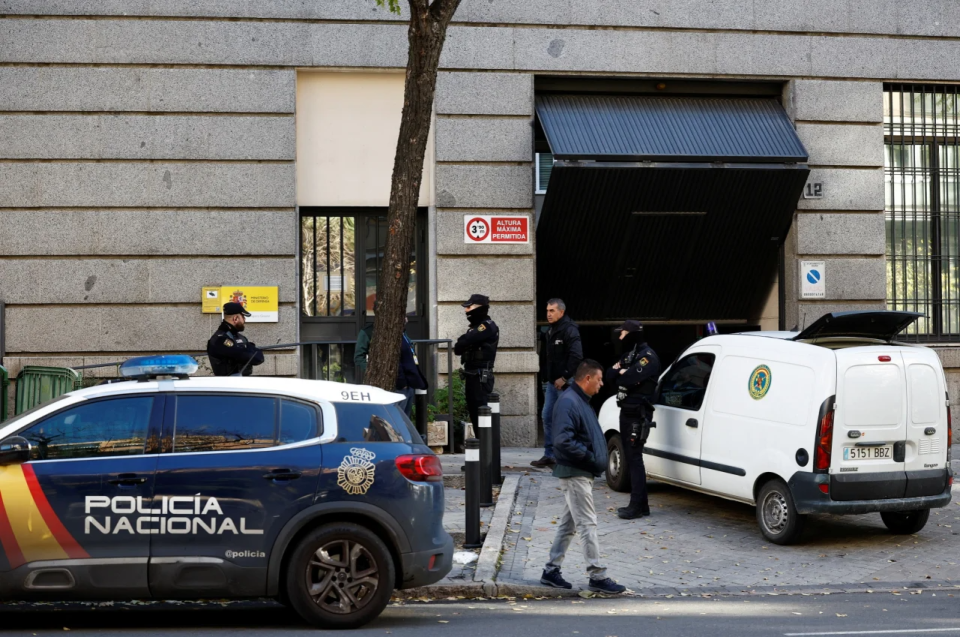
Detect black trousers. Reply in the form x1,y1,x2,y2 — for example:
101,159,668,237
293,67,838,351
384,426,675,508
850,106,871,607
619,413,650,512
464,370,495,430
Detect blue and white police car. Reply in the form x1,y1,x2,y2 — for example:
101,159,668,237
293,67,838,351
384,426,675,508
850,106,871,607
0,356,452,629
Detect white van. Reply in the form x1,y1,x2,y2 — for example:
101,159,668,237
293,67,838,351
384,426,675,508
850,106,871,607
599,311,953,545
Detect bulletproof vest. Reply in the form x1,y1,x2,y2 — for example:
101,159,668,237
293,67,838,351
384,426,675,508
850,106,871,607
620,345,658,397
208,329,246,376
462,319,499,368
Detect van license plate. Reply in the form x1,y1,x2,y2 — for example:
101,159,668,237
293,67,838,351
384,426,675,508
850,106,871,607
843,446,892,461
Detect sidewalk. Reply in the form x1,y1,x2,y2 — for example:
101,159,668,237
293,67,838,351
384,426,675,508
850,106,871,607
498,470,960,595
418,447,960,600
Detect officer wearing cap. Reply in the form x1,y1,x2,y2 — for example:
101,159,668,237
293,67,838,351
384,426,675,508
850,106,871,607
453,294,499,430
605,320,660,520
207,302,265,376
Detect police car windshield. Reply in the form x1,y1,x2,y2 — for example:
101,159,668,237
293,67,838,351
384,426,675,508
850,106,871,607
0,395,71,433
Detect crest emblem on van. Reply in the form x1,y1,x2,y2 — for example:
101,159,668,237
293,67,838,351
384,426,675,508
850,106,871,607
749,365,772,400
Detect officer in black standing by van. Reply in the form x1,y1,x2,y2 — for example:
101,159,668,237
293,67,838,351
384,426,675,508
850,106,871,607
454,294,499,430
606,320,660,519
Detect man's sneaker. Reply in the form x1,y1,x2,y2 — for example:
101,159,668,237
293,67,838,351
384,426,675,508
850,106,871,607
588,577,626,594
617,506,650,520
540,569,573,589
530,456,556,468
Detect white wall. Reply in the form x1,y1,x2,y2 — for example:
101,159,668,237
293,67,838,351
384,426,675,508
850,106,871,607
296,71,434,207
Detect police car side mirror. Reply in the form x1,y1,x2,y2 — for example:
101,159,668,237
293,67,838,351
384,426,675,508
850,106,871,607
0,436,30,465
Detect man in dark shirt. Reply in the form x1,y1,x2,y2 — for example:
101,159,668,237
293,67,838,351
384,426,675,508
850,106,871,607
206,302,264,376
533,298,583,468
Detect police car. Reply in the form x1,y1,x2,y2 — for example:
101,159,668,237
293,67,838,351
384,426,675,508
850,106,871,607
0,356,452,629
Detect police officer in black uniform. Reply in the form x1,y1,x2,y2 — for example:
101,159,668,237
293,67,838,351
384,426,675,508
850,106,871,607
605,320,660,520
453,294,500,429
206,302,265,376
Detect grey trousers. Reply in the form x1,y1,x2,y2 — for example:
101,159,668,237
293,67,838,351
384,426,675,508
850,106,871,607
544,476,607,580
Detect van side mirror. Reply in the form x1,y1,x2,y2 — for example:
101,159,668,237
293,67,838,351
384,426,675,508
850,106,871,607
0,437,31,465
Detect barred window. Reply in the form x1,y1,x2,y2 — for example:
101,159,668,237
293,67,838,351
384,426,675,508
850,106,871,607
885,85,960,340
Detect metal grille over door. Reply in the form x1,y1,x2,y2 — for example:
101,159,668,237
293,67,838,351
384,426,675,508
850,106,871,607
885,85,960,340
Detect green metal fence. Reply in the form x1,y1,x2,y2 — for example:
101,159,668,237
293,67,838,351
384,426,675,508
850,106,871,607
0,365,8,423
14,366,81,415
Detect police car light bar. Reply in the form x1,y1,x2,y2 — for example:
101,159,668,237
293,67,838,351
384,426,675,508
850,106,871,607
119,355,199,380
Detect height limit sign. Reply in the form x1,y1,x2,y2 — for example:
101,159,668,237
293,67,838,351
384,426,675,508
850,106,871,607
464,215,530,244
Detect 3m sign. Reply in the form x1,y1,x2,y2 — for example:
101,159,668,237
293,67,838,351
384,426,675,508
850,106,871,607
464,215,530,243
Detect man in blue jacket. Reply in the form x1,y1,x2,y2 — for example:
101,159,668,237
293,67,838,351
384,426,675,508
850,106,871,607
540,360,626,595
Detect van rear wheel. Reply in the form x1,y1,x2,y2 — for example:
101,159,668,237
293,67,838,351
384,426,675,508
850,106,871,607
756,479,806,545
880,509,930,535
606,434,630,492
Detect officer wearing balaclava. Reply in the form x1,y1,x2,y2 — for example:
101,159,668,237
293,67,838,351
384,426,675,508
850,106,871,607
453,294,500,431
606,320,660,519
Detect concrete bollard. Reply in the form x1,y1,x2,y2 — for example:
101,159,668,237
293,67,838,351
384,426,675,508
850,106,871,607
488,392,502,485
464,438,482,548
478,406,493,507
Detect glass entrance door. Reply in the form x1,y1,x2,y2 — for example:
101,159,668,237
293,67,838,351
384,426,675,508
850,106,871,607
299,208,426,382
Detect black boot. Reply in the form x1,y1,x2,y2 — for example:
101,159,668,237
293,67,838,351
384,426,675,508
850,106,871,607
617,506,650,520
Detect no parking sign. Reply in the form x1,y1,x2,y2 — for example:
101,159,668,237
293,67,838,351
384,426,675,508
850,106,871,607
801,261,825,299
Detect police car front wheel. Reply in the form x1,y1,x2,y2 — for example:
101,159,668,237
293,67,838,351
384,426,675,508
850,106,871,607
285,522,396,629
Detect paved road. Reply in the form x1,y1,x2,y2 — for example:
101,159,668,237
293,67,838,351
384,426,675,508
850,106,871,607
3,592,960,636
499,473,960,593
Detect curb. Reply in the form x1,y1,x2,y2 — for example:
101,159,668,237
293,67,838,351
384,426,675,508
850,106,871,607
396,579,960,601
474,474,520,584
396,474,520,600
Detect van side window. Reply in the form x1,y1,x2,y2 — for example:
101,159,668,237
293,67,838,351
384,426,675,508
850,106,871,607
657,353,716,411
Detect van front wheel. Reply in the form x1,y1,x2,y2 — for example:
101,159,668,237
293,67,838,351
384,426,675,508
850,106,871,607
757,479,806,545
880,509,930,535
606,434,630,492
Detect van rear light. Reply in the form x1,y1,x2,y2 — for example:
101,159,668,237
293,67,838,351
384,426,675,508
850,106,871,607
814,399,835,472
878,355,892,362
395,454,443,482
947,394,953,466
818,484,829,494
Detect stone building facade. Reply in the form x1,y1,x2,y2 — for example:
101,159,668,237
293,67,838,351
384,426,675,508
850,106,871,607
1,1,959,442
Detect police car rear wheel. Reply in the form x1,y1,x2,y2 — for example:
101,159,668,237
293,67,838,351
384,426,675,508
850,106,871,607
285,522,395,629
606,435,630,493
880,509,930,535
757,479,806,545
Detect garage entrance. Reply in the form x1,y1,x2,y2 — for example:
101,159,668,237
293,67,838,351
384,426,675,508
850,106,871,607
534,80,809,380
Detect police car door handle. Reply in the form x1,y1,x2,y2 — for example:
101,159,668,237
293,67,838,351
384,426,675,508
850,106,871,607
685,419,699,428
263,469,302,482
107,473,148,486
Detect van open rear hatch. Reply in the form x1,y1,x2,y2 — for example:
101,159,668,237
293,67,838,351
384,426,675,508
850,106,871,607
794,311,923,343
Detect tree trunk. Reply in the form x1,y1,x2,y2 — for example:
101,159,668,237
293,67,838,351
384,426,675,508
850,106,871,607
364,0,461,391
